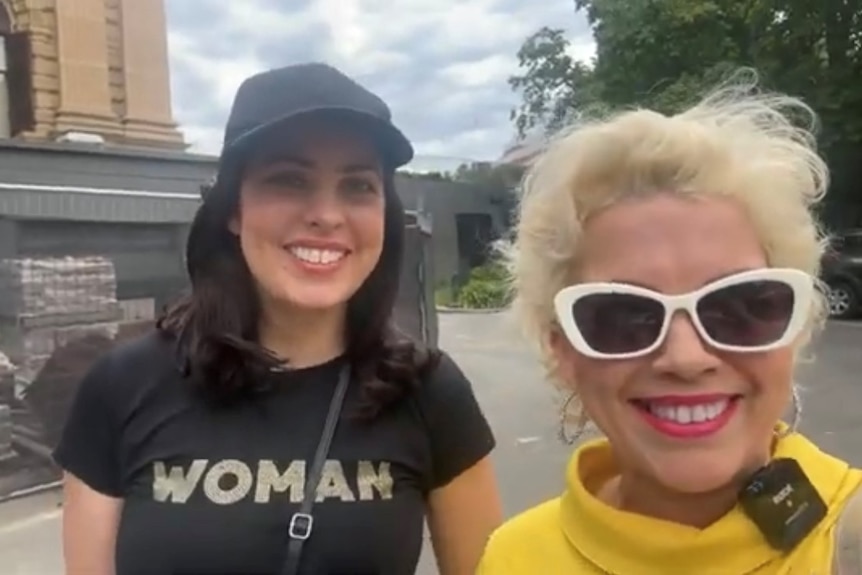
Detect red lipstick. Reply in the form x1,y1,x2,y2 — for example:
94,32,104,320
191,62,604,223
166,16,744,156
633,394,740,439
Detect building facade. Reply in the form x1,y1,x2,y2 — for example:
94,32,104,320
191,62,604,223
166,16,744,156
0,0,508,296
0,0,183,148
0,0,513,501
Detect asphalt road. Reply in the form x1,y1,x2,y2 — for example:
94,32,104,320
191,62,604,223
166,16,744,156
2,313,862,575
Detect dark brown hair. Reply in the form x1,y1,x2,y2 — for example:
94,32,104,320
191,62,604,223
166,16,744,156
157,163,439,419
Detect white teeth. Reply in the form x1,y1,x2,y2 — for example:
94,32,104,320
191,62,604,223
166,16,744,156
648,399,730,424
289,246,346,265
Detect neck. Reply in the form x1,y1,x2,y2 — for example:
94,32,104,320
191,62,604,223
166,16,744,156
600,445,774,529
600,472,743,529
258,301,347,369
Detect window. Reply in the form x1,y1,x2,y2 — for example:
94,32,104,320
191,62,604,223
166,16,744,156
4,31,35,136
0,3,35,138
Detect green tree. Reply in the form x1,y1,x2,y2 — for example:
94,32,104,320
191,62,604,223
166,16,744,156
577,0,769,109
509,0,862,226
452,162,522,188
398,170,452,181
508,27,606,137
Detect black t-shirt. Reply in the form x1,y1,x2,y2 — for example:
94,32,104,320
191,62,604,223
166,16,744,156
53,332,495,575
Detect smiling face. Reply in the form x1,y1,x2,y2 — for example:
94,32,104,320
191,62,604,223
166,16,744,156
550,194,795,494
228,117,386,315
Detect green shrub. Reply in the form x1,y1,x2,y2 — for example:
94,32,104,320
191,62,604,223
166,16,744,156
434,284,458,308
454,261,511,309
467,260,508,283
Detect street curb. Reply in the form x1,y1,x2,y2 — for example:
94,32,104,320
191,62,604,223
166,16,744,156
436,306,506,314
0,480,61,505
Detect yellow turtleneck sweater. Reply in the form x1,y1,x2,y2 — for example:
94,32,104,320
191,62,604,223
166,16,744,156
478,432,862,574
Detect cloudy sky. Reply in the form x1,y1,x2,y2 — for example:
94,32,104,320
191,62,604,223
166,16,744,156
165,0,594,172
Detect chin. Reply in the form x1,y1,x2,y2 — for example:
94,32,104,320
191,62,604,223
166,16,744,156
270,285,357,312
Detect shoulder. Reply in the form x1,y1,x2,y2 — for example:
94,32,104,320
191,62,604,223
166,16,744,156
51,330,180,495
76,330,180,400
94,329,176,372
489,498,563,546
410,350,496,488
480,499,567,568
416,350,475,404
411,349,486,430
833,478,862,573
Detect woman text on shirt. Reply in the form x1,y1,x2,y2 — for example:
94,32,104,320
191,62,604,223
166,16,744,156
478,76,862,573
54,63,502,575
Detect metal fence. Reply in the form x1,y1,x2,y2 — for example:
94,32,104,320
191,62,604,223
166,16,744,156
0,216,437,501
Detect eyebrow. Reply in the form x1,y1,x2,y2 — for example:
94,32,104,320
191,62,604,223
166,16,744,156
603,267,762,290
268,154,380,174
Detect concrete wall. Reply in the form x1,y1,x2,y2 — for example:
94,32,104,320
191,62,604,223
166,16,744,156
397,177,508,288
0,216,15,258
0,140,210,193
0,140,507,289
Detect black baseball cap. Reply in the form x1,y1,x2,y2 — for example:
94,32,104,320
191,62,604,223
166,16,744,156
185,63,414,280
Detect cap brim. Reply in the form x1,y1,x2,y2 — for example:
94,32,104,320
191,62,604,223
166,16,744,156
222,106,414,169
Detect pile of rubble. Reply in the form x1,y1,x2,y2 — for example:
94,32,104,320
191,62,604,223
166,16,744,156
0,256,121,452
0,256,121,385
0,351,13,461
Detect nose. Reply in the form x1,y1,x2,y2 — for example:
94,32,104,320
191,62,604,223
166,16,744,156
652,311,721,381
304,187,345,229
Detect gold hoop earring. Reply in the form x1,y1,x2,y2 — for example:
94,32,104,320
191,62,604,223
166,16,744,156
788,384,802,434
777,384,802,438
558,391,585,445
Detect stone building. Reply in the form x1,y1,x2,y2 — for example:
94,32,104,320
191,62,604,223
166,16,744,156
497,133,546,168
0,1,449,496
0,0,507,302
0,0,183,148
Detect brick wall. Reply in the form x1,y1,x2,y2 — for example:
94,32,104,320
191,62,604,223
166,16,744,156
104,0,125,119
5,0,182,148
10,0,59,139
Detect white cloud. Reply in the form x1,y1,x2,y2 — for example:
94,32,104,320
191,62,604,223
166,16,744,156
180,124,224,156
166,0,595,161
417,127,503,160
314,0,367,62
227,2,314,36
439,54,516,88
566,36,597,65
169,32,262,110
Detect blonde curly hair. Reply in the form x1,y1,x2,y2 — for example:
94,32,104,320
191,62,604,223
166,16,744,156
502,74,831,389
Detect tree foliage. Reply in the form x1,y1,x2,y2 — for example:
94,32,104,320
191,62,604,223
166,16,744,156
508,27,606,136
452,162,524,189
509,0,862,225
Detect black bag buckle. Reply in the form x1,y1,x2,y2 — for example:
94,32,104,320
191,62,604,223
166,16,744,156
288,512,314,540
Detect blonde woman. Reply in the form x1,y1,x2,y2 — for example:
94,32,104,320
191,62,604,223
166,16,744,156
478,79,862,573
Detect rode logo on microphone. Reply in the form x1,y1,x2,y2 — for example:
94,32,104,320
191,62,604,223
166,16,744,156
772,484,794,505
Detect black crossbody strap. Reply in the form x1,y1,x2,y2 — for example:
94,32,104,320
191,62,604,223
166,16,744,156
279,365,351,575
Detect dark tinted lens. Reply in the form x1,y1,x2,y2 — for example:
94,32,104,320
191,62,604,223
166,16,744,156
697,280,795,347
572,293,665,354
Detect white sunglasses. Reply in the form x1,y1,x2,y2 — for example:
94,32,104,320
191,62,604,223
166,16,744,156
553,268,814,360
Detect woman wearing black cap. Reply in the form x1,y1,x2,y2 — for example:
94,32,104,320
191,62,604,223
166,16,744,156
54,63,502,575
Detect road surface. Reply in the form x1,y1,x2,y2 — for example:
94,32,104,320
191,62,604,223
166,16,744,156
2,313,862,574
